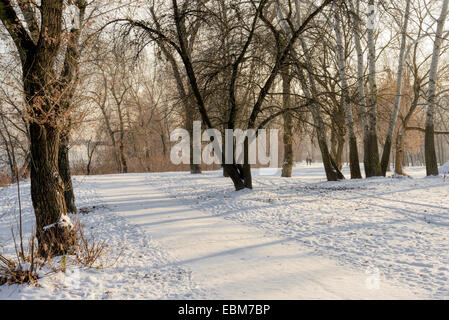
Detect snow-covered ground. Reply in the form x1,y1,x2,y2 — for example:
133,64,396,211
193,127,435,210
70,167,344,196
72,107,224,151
0,178,205,299
0,163,448,299
149,164,449,299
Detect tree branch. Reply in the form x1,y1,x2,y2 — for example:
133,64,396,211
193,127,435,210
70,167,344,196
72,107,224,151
17,0,39,42
0,0,35,63
406,127,449,135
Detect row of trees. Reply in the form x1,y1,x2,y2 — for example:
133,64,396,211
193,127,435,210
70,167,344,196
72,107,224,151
0,0,448,256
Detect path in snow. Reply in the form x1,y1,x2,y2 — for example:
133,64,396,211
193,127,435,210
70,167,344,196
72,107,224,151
94,173,421,299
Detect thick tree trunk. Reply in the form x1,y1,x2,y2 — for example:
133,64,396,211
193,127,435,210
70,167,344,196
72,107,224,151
29,123,76,257
425,0,449,176
58,134,77,214
15,0,77,257
320,140,344,180
281,66,294,178
425,124,439,175
0,0,87,257
222,136,253,190
223,164,246,190
330,122,345,171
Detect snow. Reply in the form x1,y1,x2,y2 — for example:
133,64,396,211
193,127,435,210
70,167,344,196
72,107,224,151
43,214,74,231
440,161,449,174
149,164,449,299
1,164,448,299
0,179,204,299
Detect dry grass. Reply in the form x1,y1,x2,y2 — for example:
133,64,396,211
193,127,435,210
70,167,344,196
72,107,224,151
72,218,108,268
0,233,40,286
0,171,11,188
0,217,116,287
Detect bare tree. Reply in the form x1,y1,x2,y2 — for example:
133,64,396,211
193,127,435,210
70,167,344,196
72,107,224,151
380,0,411,176
332,1,361,179
0,0,76,256
425,0,449,176
118,0,334,190
275,0,344,181
365,0,382,177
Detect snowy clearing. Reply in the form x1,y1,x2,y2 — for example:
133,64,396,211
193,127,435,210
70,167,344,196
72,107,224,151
1,164,448,299
0,178,205,300
150,164,449,299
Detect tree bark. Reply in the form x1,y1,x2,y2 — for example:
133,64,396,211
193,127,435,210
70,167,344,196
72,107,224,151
56,0,86,212
0,0,77,257
186,109,202,174
349,0,370,178
29,123,76,257
425,0,449,176
365,0,382,177
281,66,294,178
381,0,411,176
58,133,77,214
333,2,362,179
331,129,345,171
394,130,406,176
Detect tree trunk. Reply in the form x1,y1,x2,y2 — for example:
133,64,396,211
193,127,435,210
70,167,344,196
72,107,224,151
281,66,294,178
58,133,77,214
394,129,406,176
223,164,246,190
365,0,382,177
333,2,362,179
425,0,449,176
221,136,253,190
294,46,344,181
349,0,370,177
119,142,128,174
381,0,411,176
331,132,345,171
29,123,76,257
290,0,343,181
186,111,202,174
13,0,77,257
87,161,92,176
425,123,439,175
